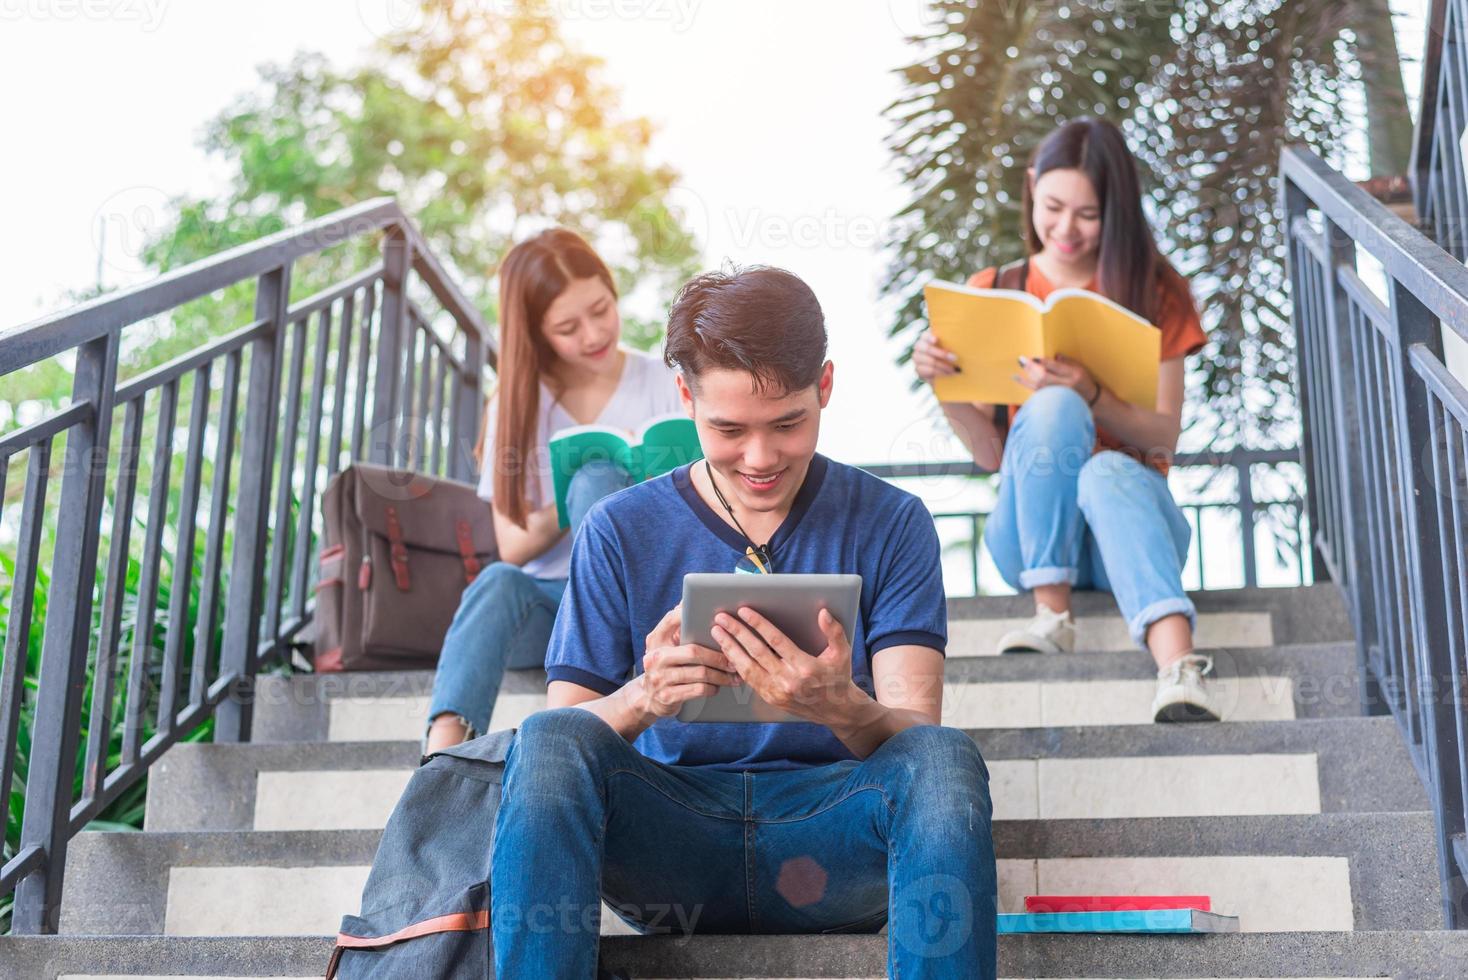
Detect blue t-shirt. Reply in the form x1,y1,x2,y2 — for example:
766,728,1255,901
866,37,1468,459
543,454,947,771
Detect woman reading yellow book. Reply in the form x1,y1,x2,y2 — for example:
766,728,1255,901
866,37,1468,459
913,117,1216,722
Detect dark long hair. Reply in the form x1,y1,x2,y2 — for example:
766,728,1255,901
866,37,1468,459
1022,118,1191,324
475,228,617,527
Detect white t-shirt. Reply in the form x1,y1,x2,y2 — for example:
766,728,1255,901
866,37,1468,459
476,347,684,580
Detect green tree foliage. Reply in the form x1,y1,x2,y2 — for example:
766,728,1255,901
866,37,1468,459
885,0,1411,448
3,0,697,414
157,0,699,299
1,3,700,923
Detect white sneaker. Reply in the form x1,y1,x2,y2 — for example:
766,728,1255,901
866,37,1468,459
1151,653,1221,722
996,603,1076,654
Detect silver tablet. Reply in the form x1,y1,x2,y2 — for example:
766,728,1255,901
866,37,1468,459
675,572,862,723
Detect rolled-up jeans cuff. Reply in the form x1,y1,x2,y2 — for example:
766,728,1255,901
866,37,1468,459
1128,598,1197,650
423,710,479,753
1018,566,1079,589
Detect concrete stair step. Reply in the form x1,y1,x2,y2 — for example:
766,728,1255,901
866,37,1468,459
4,930,1467,979
946,583,1351,646
59,812,1441,937
145,717,1428,833
251,643,1361,744
947,608,1276,656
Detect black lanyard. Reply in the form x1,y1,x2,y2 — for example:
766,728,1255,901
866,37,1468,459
705,460,775,573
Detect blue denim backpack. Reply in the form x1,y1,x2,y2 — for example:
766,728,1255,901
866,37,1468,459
324,728,634,979
325,729,514,978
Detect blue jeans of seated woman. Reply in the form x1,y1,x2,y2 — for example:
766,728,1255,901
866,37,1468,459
426,460,635,738
981,385,1194,650
491,709,998,978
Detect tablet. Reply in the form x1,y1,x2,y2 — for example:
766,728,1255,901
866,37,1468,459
675,573,862,723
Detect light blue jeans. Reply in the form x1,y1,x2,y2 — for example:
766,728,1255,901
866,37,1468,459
981,385,1195,649
491,708,998,978
426,460,634,737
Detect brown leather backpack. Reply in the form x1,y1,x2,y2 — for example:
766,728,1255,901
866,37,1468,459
313,463,498,672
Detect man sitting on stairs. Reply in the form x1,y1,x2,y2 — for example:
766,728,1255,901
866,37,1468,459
490,266,999,978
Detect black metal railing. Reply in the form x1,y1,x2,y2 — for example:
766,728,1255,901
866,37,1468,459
1412,0,1468,260
862,450,1309,597
0,194,1349,940
0,199,491,932
1282,144,1468,927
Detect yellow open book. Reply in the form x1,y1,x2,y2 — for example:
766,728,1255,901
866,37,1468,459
922,279,1161,410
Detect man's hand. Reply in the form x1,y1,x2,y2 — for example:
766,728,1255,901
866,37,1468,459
629,604,739,721
710,607,858,724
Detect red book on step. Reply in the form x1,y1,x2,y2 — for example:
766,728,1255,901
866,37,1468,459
1025,895,1212,913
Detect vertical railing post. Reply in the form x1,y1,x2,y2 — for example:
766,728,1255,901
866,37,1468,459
215,265,290,744
1388,278,1466,927
1236,458,1258,589
1319,214,1382,714
370,225,411,467
451,324,487,484
12,332,118,934
1280,173,1332,585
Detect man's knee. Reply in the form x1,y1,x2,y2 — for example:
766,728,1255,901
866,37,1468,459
514,706,618,754
507,708,622,790
876,725,991,808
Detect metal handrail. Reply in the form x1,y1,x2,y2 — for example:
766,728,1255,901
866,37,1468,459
1282,140,1468,928
0,199,490,377
0,165,1426,940
863,448,1309,596
0,199,491,933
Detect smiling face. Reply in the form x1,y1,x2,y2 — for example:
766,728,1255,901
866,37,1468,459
678,362,833,517
539,275,622,377
1030,167,1102,271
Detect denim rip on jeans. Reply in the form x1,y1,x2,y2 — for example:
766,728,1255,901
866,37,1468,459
491,708,998,979
427,460,635,738
981,384,1195,649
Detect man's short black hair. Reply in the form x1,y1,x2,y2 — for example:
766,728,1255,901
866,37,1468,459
663,266,827,394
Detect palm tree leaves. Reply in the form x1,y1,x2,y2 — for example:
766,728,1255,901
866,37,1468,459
1133,0,1360,447
883,0,1176,372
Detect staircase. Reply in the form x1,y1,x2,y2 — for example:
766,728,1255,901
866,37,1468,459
3,584,1466,978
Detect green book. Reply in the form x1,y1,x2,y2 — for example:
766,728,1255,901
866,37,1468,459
550,414,703,528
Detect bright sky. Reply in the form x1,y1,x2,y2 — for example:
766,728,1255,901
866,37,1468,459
0,0,943,468
0,0,1435,591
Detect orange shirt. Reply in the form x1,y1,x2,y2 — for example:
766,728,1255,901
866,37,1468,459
966,261,1206,476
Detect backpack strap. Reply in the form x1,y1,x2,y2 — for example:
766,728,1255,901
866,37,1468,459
455,519,482,584
385,505,411,591
994,257,1029,292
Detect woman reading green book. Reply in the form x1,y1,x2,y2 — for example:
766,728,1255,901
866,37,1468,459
424,229,682,753
913,117,1216,722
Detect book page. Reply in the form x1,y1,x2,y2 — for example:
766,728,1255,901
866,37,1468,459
923,281,1044,404
549,428,636,528
633,415,702,480
1041,293,1161,410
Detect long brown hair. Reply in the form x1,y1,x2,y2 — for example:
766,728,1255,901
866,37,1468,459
1021,117,1192,324
475,228,617,527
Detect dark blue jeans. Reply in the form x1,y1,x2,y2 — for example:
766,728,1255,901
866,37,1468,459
491,708,998,978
